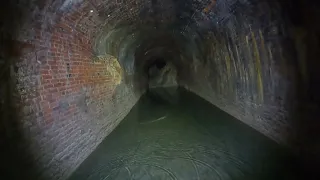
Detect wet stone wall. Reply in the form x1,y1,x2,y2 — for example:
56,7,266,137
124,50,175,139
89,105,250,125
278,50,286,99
180,0,299,147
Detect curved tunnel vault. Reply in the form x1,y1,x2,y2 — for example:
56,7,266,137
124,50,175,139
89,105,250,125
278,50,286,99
1,0,320,179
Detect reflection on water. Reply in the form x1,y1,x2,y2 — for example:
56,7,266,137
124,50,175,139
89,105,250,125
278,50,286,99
69,88,299,180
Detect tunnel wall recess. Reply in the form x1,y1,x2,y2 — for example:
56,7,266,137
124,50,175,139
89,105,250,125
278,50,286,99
1,0,320,179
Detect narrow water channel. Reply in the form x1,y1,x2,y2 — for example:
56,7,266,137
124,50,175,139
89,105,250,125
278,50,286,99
69,88,299,180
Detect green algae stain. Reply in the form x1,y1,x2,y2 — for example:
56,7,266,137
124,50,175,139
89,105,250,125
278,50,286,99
268,44,273,64
259,30,266,54
293,28,308,85
235,45,244,84
245,35,255,97
251,31,264,103
225,51,231,79
225,50,233,96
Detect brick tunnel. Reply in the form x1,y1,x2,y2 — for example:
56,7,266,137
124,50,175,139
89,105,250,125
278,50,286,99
1,0,320,179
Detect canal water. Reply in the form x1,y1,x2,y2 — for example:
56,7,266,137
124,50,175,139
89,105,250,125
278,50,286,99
69,88,299,180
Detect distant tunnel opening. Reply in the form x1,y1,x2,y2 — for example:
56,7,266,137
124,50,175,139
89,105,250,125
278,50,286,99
153,59,166,70
145,57,168,78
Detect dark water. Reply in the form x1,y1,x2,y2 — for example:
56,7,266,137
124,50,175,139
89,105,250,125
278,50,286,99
69,88,299,180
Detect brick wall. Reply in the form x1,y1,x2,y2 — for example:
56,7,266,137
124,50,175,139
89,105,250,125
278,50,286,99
1,0,179,178
16,29,140,179
0,1,143,179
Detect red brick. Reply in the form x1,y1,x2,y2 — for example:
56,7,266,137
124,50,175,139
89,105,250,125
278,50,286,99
42,74,53,80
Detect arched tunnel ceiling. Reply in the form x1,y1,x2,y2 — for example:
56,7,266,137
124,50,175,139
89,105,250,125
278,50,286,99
1,0,311,152
4,0,283,75
9,0,264,49
86,0,284,81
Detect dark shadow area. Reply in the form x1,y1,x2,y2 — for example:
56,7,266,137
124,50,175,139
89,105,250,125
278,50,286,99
280,0,320,178
0,1,42,179
153,59,167,70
